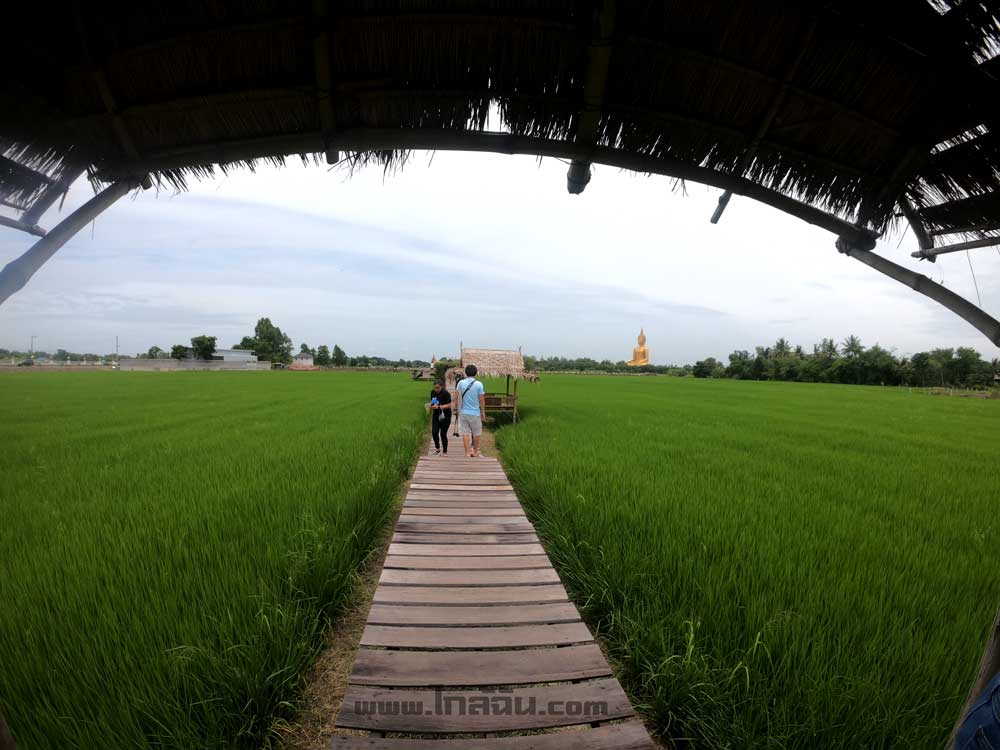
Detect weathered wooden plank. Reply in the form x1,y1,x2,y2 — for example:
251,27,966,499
404,500,523,508
361,622,592,649
403,507,525,516
329,721,655,748
410,482,512,492
336,678,635,732
403,500,524,511
412,470,509,476
395,523,533,534
350,643,610,686
398,517,529,527
380,567,560,586
410,479,511,484
373,583,568,605
384,555,552,570
405,494,520,501
388,543,545,557
367,602,581,626
391,533,540,545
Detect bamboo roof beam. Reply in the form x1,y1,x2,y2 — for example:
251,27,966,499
566,0,615,194
900,195,934,253
837,238,1000,346
312,0,339,165
93,127,877,248
929,221,1000,237
910,235,1000,260
20,167,85,226
0,180,135,306
0,214,46,238
711,15,819,223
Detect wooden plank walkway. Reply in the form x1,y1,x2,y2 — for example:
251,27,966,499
332,453,655,749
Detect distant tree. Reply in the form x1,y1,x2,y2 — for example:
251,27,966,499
190,335,217,360
692,357,720,378
315,345,331,366
53,349,70,362
233,336,257,351
245,318,293,364
841,335,864,359
726,350,753,379
170,344,189,360
332,344,348,366
147,345,163,359
300,342,316,356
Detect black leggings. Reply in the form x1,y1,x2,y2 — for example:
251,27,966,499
431,411,451,451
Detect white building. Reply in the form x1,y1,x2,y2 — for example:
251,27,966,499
291,351,314,369
212,348,257,363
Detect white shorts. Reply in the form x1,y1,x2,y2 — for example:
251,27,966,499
458,414,482,437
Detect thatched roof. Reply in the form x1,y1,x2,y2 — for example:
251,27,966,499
2,1,1000,244
461,348,538,381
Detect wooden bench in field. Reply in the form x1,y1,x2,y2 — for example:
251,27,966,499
330,452,654,748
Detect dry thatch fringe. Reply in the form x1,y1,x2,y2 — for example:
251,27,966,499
933,1,1000,60
0,141,80,206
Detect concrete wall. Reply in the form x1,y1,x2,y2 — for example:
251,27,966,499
117,358,271,371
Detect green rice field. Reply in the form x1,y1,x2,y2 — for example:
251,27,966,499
0,371,425,749
3,370,997,749
497,376,999,749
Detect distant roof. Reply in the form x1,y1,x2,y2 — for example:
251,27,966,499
1,2,999,244
293,351,313,359
461,348,538,382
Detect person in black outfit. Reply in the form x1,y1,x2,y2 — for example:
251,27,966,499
427,378,452,454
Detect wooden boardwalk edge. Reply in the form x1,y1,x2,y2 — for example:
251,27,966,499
331,452,655,748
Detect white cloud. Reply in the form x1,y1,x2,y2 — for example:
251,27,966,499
1,152,998,361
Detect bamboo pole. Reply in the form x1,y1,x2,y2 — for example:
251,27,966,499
838,240,1000,346
910,236,1000,260
948,605,1000,749
566,0,615,194
711,16,818,223
0,215,45,238
0,180,133,306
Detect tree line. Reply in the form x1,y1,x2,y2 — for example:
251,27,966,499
141,317,428,368
693,336,997,388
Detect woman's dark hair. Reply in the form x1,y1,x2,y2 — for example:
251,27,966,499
433,378,445,386
465,364,478,377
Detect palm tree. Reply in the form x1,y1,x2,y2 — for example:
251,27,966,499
841,335,864,359
773,338,791,357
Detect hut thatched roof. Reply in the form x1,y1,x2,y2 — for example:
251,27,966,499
461,348,538,382
1,1,999,243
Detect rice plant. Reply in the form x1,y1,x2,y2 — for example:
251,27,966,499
497,375,1000,749
0,371,426,749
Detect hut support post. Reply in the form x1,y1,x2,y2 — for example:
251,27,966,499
513,378,519,423
837,238,1000,346
0,180,133,306
566,0,615,194
948,605,1000,748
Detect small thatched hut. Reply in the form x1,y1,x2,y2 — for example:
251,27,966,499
450,347,538,422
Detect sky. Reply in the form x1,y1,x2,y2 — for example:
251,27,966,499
1,151,999,364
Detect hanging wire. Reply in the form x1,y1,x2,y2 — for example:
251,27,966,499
965,250,983,307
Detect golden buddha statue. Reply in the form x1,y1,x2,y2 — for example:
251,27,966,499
626,328,649,366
